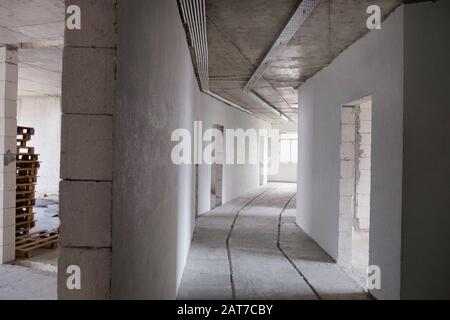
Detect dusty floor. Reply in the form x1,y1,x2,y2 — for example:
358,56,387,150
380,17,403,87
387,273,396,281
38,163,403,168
0,264,56,300
351,231,370,289
178,183,370,300
0,199,59,300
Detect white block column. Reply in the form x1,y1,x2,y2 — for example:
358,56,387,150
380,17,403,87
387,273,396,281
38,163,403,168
58,0,116,300
0,46,18,264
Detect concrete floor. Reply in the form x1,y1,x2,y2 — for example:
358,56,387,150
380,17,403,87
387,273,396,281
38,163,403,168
178,183,370,300
350,231,370,289
0,199,59,300
0,264,56,300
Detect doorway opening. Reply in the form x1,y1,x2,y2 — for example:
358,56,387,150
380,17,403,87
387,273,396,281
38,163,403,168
210,124,224,209
258,134,267,186
338,96,372,289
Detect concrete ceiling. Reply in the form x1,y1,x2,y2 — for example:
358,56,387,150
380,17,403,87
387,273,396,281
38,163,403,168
0,0,64,97
206,0,402,123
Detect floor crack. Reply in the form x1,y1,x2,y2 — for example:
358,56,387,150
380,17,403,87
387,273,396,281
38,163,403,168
226,186,273,300
276,193,323,300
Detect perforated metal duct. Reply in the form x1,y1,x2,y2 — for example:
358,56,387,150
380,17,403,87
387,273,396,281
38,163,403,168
179,0,209,91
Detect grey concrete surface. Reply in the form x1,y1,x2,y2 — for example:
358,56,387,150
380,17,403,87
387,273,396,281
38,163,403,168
401,0,450,300
0,264,56,300
60,181,111,247
16,248,59,273
58,0,116,300
18,47,62,96
0,0,64,96
178,183,368,300
204,0,401,123
0,0,64,46
58,247,111,300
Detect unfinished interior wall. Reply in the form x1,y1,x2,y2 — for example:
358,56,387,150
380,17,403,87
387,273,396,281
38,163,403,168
17,96,60,198
338,105,357,266
355,100,372,231
112,0,270,299
297,6,404,299
0,46,18,264
113,0,195,299
210,124,224,209
195,101,270,215
338,98,372,288
58,0,116,299
401,0,450,299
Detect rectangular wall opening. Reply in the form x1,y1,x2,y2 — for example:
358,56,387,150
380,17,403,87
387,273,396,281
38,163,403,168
211,124,224,209
338,96,372,289
15,47,62,273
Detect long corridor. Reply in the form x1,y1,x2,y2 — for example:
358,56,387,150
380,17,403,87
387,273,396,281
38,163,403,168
178,183,370,300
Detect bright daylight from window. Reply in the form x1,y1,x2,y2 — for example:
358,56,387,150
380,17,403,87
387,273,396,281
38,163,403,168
280,133,298,163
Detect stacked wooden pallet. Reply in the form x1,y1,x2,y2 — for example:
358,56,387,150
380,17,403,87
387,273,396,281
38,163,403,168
15,126,59,258
16,127,38,237
16,230,59,258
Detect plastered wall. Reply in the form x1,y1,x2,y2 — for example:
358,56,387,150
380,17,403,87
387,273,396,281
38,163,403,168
112,0,270,299
297,6,404,299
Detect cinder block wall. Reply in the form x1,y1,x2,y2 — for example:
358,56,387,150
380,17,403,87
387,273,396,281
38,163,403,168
58,0,117,300
0,47,18,264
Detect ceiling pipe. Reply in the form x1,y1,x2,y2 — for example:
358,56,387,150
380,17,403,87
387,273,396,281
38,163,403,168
243,0,321,93
242,0,321,123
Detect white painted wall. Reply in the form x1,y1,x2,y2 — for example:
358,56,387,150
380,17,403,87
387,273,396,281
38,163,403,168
112,0,270,299
17,96,61,198
297,7,404,300
196,99,270,214
268,163,297,183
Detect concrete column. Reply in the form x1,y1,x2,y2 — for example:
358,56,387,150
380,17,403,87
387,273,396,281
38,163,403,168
0,46,18,264
58,0,116,300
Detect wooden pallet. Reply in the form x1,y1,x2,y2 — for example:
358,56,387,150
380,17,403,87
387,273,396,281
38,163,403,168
16,222,35,233
16,204,34,210
16,190,35,196
16,126,40,242
16,160,40,165
16,212,33,220
16,185,35,193
17,154,39,161
15,230,58,258
16,146,35,154
16,182,36,187
17,127,35,135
